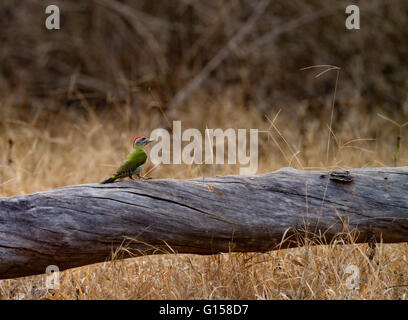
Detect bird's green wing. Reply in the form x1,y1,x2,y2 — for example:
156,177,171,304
114,147,147,177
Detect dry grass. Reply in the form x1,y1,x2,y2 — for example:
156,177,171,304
1,95,408,300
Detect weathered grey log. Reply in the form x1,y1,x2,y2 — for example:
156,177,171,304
1,167,408,279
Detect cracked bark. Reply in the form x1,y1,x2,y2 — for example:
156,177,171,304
1,166,408,279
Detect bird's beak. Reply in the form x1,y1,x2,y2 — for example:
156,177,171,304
146,138,155,144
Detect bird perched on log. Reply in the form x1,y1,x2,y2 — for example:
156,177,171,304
101,136,154,184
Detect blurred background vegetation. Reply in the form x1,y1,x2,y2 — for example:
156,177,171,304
0,0,407,186
1,0,408,300
1,0,407,116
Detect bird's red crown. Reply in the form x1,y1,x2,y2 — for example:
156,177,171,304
133,136,143,146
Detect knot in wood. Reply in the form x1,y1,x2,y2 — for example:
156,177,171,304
329,170,354,183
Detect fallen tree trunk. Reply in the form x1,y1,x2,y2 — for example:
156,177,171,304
1,167,408,279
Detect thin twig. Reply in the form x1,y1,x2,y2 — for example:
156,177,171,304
169,0,271,109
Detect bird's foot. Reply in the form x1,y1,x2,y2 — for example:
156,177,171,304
137,175,152,181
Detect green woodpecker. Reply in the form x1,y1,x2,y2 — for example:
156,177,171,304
101,136,154,184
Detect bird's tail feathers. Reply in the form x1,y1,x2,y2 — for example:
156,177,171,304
101,176,116,184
